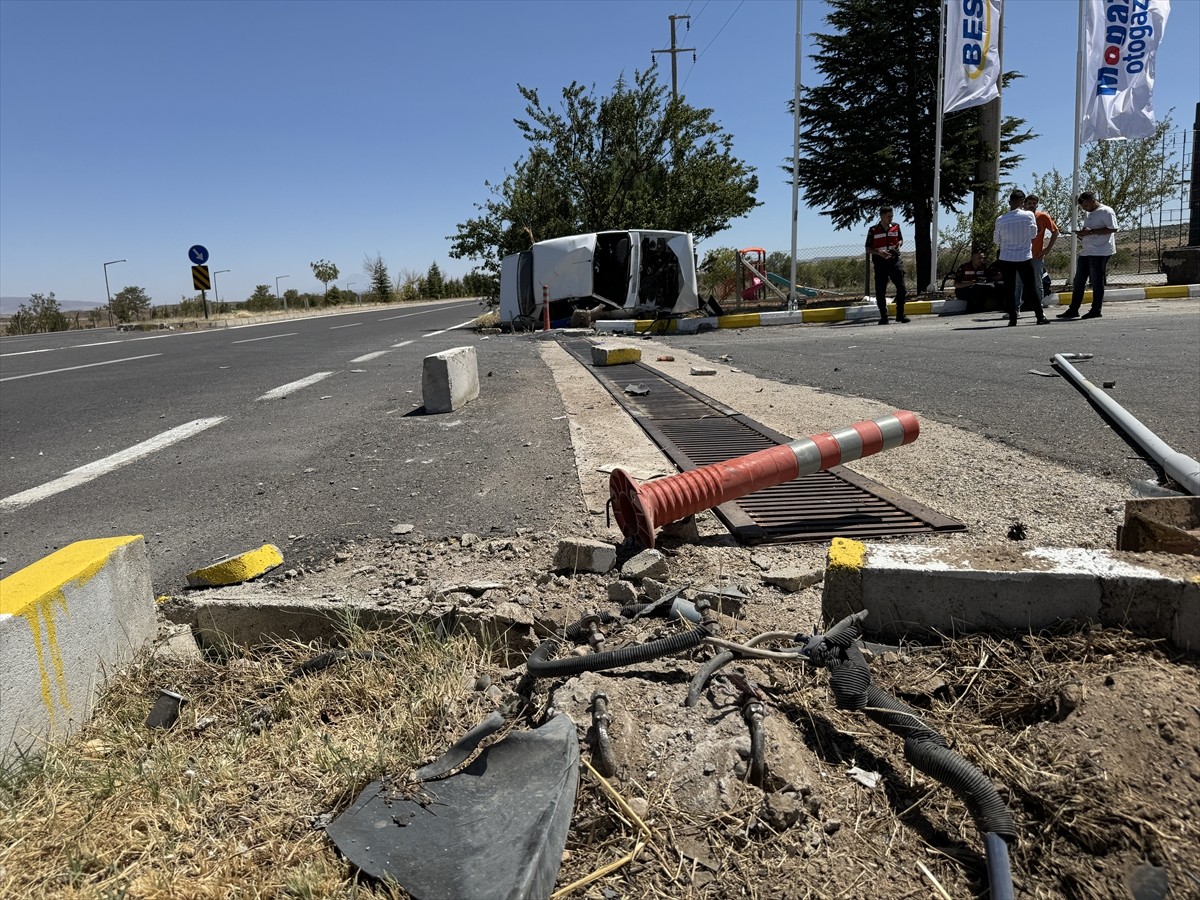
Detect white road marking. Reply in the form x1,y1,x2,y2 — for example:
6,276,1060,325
0,353,162,382
1,347,57,357
232,332,298,344
377,307,462,322
422,318,477,337
0,417,227,512
330,322,362,330
351,351,391,363
256,371,334,401
391,340,414,348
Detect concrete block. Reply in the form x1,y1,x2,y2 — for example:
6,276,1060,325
186,543,284,587
590,344,642,366
1,536,158,770
822,538,1200,652
622,548,669,583
553,538,617,574
422,346,480,414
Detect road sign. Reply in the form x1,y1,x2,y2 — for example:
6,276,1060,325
188,245,209,264
192,265,211,290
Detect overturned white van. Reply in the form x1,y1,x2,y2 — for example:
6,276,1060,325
498,230,699,329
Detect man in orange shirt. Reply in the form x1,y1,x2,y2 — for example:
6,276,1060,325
1016,194,1059,310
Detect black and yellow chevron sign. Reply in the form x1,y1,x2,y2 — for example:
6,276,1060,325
192,265,211,290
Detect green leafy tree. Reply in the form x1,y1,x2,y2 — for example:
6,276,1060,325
449,65,759,278
424,262,446,299
364,253,392,302
6,292,69,334
1031,116,1178,233
310,259,339,297
110,285,151,322
791,0,1032,289
245,285,277,312
462,270,497,298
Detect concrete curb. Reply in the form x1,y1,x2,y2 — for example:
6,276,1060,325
821,537,1200,652
185,543,285,588
422,345,480,413
594,283,1200,333
1,536,158,769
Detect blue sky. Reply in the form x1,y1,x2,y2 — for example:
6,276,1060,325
0,0,1196,307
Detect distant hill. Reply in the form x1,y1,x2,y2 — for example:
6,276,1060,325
0,296,105,315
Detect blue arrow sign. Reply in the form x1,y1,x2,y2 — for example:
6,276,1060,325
188,245,209,265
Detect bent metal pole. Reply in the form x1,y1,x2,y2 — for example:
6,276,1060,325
609,411,920,548
1052,353,1200,496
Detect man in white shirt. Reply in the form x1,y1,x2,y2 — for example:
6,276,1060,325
993,189,1047,327
1058,191,1118,320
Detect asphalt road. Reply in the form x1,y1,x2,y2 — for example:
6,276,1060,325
1,301,585,591
3,298,1197,593
653,299,1200,486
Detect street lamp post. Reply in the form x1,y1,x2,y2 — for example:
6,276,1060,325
276,275,290,311
103,259,127,327
212,269,230,306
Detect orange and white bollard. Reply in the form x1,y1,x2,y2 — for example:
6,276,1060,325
609,411,920,548
542,285,551,331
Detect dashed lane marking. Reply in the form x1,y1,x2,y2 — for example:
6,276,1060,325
350,351,391,363
330,322,363,330
422,318,478,337
256,371,335,401
391,340,413,348
232,332,298,344
0,417,227,512
0,353,163,383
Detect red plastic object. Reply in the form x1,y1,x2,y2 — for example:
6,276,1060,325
609,411,920,548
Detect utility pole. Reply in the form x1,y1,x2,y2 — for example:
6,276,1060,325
652,14,694,101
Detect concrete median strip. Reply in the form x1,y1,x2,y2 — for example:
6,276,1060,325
185,543,285,588
821,537,1200,652
1,536,158,769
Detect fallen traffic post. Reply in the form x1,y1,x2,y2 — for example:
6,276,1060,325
609,411,920,548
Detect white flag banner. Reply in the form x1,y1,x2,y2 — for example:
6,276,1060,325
1081,0,1171,143
943,0,1003,114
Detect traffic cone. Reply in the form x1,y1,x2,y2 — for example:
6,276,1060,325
609,411,920,548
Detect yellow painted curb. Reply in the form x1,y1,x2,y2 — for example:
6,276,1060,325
1145,285,1190,299
0,536,143,616
633,319,678,334
717,312,761,329
827,537,866,572
186,544,284,588
590,344,642,366
901,300,933,315
803,307,846,323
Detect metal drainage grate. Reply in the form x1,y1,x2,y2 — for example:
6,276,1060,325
563,339,964,544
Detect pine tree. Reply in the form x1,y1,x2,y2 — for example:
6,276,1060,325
791,0,1031,289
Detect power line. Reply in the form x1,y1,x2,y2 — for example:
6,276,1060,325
680,0,745,93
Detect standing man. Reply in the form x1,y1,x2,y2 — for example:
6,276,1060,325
1059,191,1118,320
993,189,1047,327
1016,194,1059,310
865,207,909,325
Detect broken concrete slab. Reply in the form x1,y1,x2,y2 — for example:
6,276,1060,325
186,543,284,588
763,567,824,593
622,549,669,583
822,537,1200,652
1117,496,1200,556
422,345,480,413
553,538,617,574
590,344,642,366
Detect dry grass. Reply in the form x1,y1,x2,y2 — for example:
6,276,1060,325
0,623,487,899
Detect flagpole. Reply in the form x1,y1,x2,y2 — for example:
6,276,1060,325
930,0,947,294
1070,0,1085,282
788,0,802,311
